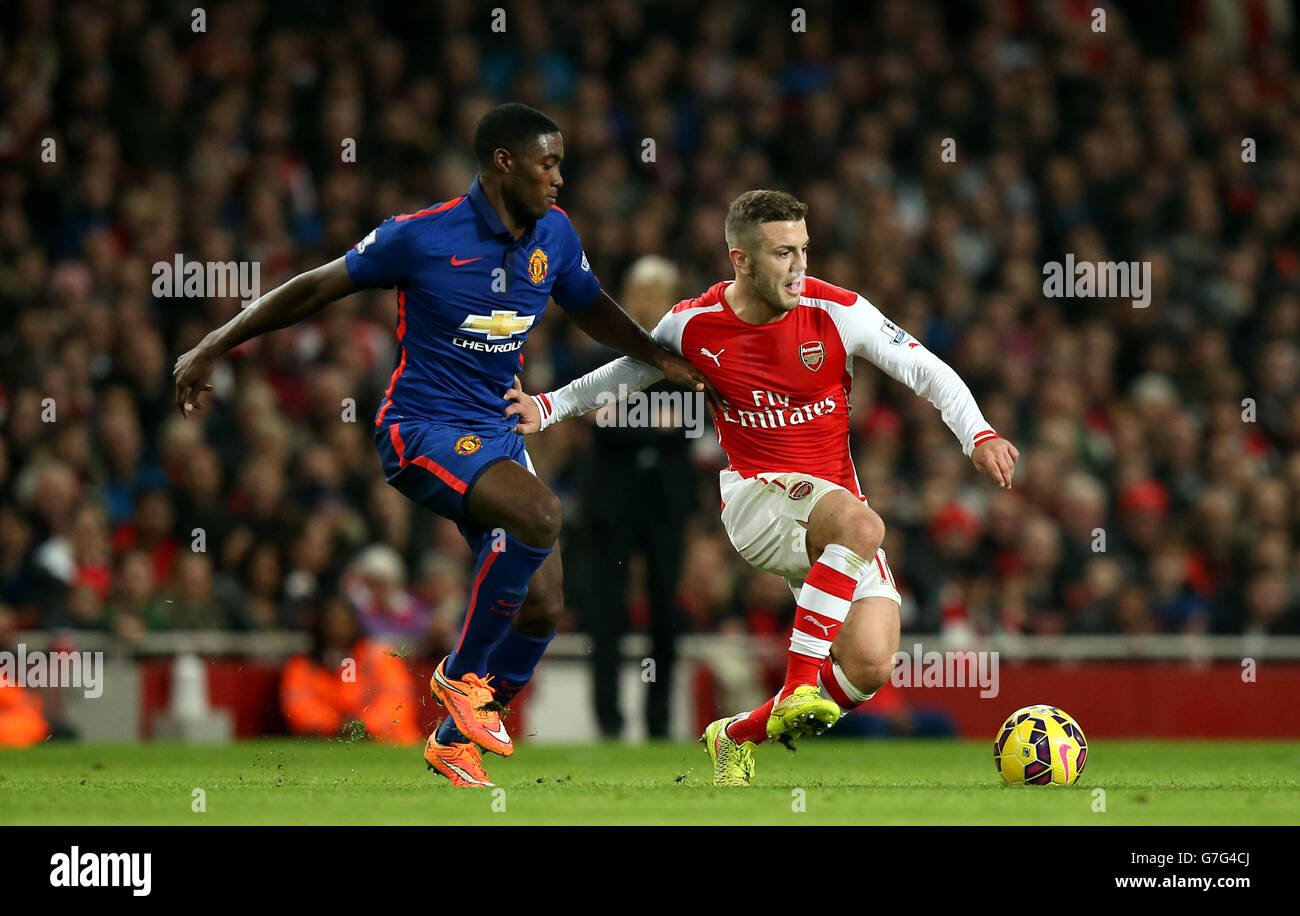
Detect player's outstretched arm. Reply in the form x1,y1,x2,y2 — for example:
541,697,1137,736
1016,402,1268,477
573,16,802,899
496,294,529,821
835,292,1020,486
568,290,720,408
503,356,666,433
173,256,357,417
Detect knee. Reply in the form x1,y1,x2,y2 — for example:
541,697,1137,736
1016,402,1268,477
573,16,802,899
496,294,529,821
857,507,887,555
833,504,885,561
514,491,563,548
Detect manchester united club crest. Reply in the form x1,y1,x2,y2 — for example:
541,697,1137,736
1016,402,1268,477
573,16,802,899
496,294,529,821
799,340,825,371
454,434,482,455
527,248,549,285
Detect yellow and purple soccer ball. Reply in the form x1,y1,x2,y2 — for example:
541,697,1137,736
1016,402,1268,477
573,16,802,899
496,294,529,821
994,705,1087,786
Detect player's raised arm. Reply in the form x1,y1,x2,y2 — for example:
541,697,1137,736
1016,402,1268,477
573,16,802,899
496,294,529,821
833,291,1020,487
173,256,357,418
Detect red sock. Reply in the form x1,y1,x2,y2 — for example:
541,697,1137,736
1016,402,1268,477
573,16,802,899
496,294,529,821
781,547,862,698
782,652,822,698
818,655,865,710
725,696,776,745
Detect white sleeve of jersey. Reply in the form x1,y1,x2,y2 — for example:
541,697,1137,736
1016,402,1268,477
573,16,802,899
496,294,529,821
535,356,663,429
831,294,997,457
535,309,687,429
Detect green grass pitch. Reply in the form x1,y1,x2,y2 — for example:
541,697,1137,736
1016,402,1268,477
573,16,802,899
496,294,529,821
1,739,1297,825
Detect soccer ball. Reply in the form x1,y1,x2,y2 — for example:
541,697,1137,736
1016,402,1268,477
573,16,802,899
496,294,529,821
994,704,1087,786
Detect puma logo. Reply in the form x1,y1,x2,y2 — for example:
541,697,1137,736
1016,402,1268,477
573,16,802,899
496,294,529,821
802,615,833,637
700,347,725,366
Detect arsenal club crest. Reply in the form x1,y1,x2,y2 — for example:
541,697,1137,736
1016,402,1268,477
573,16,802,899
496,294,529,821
800,340,825,371
788,480,815,500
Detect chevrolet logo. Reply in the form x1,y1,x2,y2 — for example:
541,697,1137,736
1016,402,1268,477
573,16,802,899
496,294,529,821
457,310,536,340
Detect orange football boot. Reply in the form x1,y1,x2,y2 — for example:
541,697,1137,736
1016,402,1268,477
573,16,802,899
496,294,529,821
429,658,514,757
424,733,494,787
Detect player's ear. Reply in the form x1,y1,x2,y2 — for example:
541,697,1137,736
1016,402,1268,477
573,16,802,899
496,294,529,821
493,146,513,175
728,247,748,275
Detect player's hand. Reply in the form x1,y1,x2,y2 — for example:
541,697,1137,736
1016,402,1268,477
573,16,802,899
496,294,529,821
972,437,1020,488
173,344,217,418
653,348,723,413
504,375,542,433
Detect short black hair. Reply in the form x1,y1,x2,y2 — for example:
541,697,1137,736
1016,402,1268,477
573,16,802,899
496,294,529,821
473,103,561,170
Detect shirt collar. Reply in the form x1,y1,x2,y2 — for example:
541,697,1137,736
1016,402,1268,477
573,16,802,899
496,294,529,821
468,177,536,245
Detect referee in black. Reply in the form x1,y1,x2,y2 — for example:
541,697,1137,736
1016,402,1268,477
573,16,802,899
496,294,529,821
576,256,698,739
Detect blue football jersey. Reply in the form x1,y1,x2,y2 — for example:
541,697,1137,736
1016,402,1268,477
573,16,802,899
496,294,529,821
346,177,601,433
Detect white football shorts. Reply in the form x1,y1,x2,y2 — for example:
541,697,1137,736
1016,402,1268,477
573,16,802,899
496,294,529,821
718,469,901,605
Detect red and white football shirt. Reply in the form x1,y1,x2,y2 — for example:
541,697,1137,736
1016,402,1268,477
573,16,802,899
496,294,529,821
537,277,996,494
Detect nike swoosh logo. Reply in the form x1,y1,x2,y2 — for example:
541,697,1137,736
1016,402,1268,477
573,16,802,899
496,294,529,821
444,760,492,786
1058,742,1070,780
485,721,511,744
435,669,466,697
450,255,482,266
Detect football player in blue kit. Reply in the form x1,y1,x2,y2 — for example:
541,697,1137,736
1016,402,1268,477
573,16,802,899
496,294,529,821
174,104,711,786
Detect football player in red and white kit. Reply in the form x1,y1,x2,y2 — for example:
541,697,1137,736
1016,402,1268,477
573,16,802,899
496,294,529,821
506,190,1019,786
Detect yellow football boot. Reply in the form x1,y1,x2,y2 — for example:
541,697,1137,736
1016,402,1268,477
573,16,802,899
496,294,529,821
766,685,841,747
699,716,757,787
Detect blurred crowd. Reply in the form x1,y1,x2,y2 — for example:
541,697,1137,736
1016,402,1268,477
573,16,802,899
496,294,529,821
1,0,1299,663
